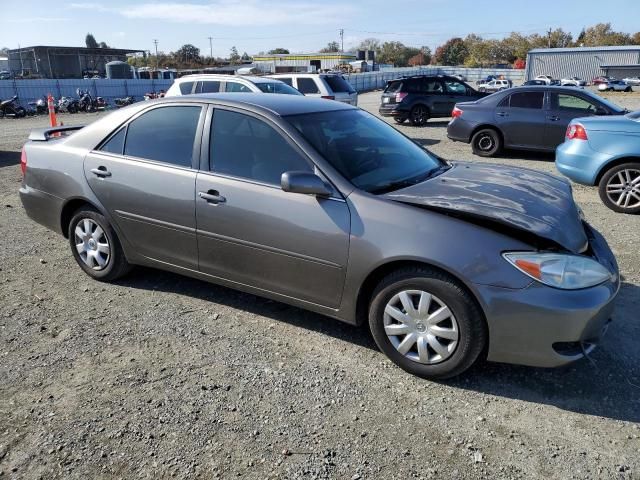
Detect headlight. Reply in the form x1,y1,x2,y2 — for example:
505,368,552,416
503,252,613,290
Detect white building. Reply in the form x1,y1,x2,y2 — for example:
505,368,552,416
252,52,358,73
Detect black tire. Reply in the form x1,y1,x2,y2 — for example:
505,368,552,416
368,267,487,380
409,105,429,126
471,128,502,157
68,207,132,281
598,162,640,214
394,116,407,124
625,87,632,92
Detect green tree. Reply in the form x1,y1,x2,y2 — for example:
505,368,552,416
320,41,340,53
268,48,290,54
433,37,468,65
85,33,98,49
356,38,381,52
581,23,631,46
98,41,109,49
241,52,252,61
229,46,240,64
174,44,201,64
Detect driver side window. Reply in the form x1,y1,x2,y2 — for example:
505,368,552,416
209,110,312,186
557,94,598,113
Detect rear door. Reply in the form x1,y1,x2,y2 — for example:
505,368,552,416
545,92,602,148
494,91,547,149
442,79,470,116
295,77,322,98
423,78,448,115
83,104,204,269
195,107,350,307
195,80,221,93
223,81,253,93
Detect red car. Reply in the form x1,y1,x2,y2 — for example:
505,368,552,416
591,76,612,85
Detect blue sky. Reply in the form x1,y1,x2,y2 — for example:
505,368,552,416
2,0,639,57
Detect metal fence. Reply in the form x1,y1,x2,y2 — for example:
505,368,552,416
0,67,526,106
0,79,174,106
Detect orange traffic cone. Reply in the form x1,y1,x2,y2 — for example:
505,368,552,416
47,93,57,127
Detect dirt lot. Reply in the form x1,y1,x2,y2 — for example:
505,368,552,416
1,90,639,479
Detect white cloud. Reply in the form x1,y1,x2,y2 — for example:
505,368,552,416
71,1,356,26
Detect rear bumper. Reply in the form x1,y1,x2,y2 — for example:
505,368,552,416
19,185,64,235
478,224,619,368
555,140,609,186
379,104,408,117
446,117,474,143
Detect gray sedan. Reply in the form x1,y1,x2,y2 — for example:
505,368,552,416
19,94,619,379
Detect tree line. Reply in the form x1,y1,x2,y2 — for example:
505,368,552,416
357,23,640,68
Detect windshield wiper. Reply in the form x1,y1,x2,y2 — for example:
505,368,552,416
369,165,450,194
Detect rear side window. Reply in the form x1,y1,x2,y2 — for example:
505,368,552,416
179,81,195,95
210,109,311,185
225,82,252,92
197,81,221,93
508,92,544,109
255,82,302,95
100,127,126,154
297,78,320,94
278,77,293,86
324,75,355,93
423,79,444,94
384,80,402,93
124,106,201,167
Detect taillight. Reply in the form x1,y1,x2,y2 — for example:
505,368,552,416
395,92,408,103
566,124,588,140
20,147,27,177
451,106,463,118
321,95,335,100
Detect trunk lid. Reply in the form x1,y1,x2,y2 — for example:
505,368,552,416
385,162,588,253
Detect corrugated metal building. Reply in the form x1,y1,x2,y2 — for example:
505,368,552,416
525,46,640,81
7,46,145,79
253,52,357,73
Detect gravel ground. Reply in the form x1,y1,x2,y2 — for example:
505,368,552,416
1,90,639,479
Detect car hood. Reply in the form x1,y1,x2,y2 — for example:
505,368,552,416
385,162,588,253
573,115,640,134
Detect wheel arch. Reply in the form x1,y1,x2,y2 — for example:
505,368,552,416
354,259,489,337
60,197,106,238
594,156,640,186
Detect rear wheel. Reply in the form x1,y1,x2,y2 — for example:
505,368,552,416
598,163,640,214
368,267,486,379
471,128,502,157
409,105,429,126
625,87,632,92
68,208,132,281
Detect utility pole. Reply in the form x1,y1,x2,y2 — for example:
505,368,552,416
547,28,552,48
153,39,159,69
339,28,344,52
208,36,213,61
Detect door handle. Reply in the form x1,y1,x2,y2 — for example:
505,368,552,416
496,111,509,117
198,190,226,204
90,167,111,177
548,116,560,121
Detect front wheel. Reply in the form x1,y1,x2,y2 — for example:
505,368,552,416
68,208,132,281
368,267,487,379
598,163,640,214
471,128,502,157
625,87,632,92
409,105,429,126
394,115,408,124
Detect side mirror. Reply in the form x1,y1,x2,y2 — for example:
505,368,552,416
595,107,608,116
281,171,332,197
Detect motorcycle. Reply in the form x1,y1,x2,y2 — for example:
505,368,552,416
114,96,135,107
77,88,97,112
28,96,58,115
0,96,27,118
143,90,166,101
57,96,79,114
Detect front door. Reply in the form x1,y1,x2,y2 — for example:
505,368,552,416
442,79,470,116
84,104,204,269
494,90,547,149
545,92,602,149
195,108,350,308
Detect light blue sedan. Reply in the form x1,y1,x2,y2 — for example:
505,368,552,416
556,111,640,214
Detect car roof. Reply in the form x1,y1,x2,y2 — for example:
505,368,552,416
175,74,283,84
269,73,340,76
160,93,354,116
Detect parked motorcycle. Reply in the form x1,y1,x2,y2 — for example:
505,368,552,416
28,96,58,115
0,96,27,118
57,96,79,114
143,90,166,101
77,88,96,112
114,96,135,107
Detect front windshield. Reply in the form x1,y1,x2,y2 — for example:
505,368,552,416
286,109,445,193
256,82,303,95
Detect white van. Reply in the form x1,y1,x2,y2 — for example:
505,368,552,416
165,74,302,97
266,73,358,106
